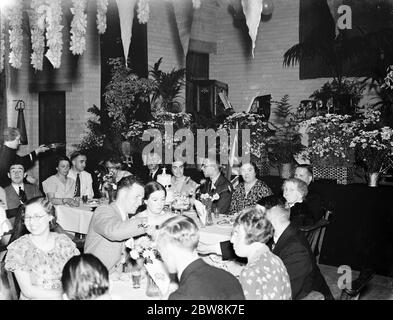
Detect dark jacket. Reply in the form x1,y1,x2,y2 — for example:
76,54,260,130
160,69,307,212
272,224,333,300
0,145,37,188
169,258,245,300
290,202,315,228
199,173,233,215
5,183,43,210
305,185,325,222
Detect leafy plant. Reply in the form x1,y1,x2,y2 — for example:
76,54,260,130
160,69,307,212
149,57,186,113
267,95,305,164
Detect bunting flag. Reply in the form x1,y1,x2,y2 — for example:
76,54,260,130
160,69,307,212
241,0,263,58
116,0,137,66
171,0,194,56
229,121,240,177
326,0,344,37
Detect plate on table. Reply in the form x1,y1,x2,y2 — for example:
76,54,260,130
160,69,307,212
46,142,66,149
216,218,233,227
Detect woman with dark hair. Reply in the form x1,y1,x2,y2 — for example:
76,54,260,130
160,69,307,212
229,162,272,215
62,253,111,300
4,197,79,299
230,207,291,300
169,160,198,195
136,181,167,219
42,156,79,206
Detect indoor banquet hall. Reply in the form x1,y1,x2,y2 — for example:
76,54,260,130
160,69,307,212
0,0,393,302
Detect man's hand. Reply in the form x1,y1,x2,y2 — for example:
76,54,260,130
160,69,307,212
35,144,50,155
25,174,37,184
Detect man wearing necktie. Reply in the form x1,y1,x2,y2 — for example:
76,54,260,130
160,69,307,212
68,151,94,200
1,161,42,245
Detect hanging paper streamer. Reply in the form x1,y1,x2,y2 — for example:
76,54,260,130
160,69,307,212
241,0,263,58
116,0,137,67
171,0,194,56
326,0,344,38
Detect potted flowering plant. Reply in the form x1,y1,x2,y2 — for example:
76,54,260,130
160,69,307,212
301,114,359,184
219,111,271,175
351,126,393,187
125,235,162,297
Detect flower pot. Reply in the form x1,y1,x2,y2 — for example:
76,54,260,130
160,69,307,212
279,163,293,179
367,172,380,187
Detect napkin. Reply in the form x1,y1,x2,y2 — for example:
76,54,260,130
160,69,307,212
193,199,207,226
144,259,170,295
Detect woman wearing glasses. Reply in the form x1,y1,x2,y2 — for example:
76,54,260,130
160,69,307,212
4,197,79,299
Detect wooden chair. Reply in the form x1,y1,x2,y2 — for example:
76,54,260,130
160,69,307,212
300,210,332,263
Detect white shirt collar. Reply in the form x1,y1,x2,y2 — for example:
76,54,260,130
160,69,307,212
12,183,24,193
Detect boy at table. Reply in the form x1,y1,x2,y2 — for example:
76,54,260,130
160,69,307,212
156,215,245,300
84,176,171,273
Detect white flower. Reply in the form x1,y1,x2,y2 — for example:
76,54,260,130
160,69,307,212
212,193,220,201
0,9,5,72
45,0,63,68
7,0,23,69
130,249,139,260
125,237,135,249
29,0,46,70
137,0,149,24
192,0,202,9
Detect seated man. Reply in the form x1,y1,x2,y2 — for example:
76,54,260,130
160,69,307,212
145,152,163,182
4,161,42,223
68,151,94,200
261,195,333,300
198,158,233,215
155,215,245,300
294,164,325,222
84,176,170,273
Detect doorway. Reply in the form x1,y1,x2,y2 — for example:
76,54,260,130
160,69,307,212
38,91,66,185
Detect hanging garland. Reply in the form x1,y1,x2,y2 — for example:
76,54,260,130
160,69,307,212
8,0,24,69
137,0,150,24
70,0,87,55
96,0,108,34
29,0,46,71
45,0,63,68
192,0,202,9
0,10,5,73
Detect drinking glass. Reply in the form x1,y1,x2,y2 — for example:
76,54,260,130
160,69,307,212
82,195,88,203
131,269,142,289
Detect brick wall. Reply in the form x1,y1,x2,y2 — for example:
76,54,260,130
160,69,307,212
5,0,100,180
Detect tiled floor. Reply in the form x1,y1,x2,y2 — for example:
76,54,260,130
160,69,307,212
319,264,393,300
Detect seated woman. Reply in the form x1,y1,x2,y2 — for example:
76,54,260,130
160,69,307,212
105,157,131,184
136,181,167,219
61,253,111,300
229,162,272,215
231,206,292,300
42,156,79,207
4,197,79,299
169,160,198,196
282,178,314,228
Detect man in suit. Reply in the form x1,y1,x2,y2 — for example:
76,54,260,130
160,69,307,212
145,152,163,182
68,151,94,199
4,161,42,222
84,176,171,273
0,127,49,188
156,215,245,300
294,164,325,222
261,195,333,300
199,158,233,215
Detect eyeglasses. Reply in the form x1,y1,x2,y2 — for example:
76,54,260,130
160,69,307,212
24,214,48,223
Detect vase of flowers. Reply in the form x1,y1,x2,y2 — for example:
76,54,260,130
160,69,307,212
126,235,161,297
351,126,393,187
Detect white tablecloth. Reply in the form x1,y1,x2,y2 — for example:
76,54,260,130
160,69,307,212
56,204,95,234
109,274,158,300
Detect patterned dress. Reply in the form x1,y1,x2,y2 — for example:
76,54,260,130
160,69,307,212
240,249,291,300
229,180,272,215
5,233,79,299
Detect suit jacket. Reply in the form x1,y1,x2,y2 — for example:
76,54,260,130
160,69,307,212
0,145,37,188
305,185,325,222
84,203,147,273
5,183,43,210
200,173,233,215
272,224,333,300
290,202,315,228
169,258,245,300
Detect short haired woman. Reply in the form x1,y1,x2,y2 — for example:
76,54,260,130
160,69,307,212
282,178,314,227
229,162,272,215
62,253,111,300
231,207,291,300
4,197,79,299
42,156,79,207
